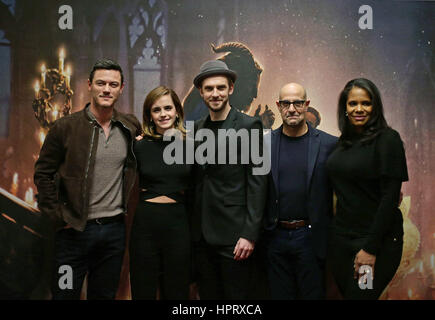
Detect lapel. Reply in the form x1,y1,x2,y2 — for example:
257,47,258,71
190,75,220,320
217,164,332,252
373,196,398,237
194,114,208,172
195,115,208,132
195,106,238,172
221,106,238,130
271,126,282,197
306,123,320,194
195,106,237,131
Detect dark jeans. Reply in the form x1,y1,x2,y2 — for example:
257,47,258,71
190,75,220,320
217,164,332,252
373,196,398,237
265,226,325,300
194,239,253,300
129,202,191,300
51,219,126,300
328,231,402,300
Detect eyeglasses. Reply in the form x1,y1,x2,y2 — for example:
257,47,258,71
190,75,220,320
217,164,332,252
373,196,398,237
278,100,306,110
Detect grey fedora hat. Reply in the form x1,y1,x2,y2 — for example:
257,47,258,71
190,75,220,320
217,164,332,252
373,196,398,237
193,60,237,88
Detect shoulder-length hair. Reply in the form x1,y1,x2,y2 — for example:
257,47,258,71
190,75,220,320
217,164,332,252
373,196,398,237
142,86,186,139
337,78,388,147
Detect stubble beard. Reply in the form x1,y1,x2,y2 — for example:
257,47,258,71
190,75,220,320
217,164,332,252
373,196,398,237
206,96,229,113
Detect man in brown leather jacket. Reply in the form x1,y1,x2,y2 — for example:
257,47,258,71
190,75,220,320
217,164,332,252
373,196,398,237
34,59,142,300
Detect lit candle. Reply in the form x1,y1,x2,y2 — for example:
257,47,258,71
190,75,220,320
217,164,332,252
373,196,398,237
59,48,65,74
65,66,71,89
419,260,424,273
11,172,18,196
408,288,413,300
39,129,46,146
41,64,46,87
52,104,59,121
34,81,40,98
25,187,34,206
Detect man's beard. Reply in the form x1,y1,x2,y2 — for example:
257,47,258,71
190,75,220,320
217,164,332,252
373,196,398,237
205,96,229,113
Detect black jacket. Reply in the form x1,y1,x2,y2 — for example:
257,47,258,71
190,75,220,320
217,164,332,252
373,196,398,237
264,124,337,259
34,104,142,231
191,107,268,246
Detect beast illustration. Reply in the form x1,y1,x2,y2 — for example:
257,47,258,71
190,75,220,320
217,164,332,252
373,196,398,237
183,42,275,128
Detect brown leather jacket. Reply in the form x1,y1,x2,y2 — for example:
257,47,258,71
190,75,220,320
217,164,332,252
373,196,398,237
34,104,142,231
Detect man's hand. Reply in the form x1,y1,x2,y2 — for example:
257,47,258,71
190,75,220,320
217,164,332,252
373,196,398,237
233,238,255,261
353,249,376,280
135,135,143,141
63,224,72,230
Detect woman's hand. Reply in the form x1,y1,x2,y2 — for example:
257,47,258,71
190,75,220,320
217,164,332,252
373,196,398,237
135,135,143,141
354,249,376,280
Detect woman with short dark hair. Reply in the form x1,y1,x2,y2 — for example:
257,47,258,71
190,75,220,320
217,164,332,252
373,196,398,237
327,78,408,299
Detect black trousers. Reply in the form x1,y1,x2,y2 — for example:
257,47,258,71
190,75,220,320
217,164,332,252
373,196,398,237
194,239,253,300
51,219,125,300
328,231,402,300
129,201,191,300
265,226,325,300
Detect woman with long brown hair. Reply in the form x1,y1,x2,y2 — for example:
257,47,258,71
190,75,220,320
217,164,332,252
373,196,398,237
129,86,192,299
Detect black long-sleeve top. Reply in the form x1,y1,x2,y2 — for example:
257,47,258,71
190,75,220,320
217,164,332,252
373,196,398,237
134,136,193,203
326,127,408,255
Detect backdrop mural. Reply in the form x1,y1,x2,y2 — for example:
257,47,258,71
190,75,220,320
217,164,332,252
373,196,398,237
0,0,434,299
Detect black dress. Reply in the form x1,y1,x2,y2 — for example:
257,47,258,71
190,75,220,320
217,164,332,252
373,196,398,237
326,127,408,299
129,136,192,300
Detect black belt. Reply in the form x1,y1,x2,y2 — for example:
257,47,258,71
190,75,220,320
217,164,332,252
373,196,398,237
87,214,124,225
278,219,310,230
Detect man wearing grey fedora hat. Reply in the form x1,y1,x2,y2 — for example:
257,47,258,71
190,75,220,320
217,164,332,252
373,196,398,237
190,60,268,299
192,60,238,89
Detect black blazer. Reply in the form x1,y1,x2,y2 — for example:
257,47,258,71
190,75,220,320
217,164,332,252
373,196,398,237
191,107,268,246
264,123,338,259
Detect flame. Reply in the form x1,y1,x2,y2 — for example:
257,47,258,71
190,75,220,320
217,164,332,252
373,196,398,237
41,64,46,73
39,129,46,146
59,48,65,59
52,109,59,121
25,187,35,207
11,172,18,196
12,172,18,185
